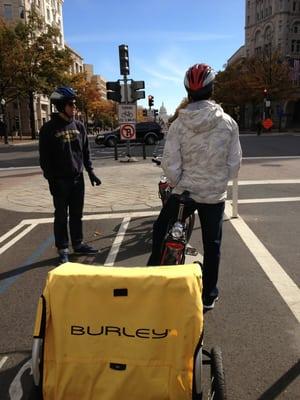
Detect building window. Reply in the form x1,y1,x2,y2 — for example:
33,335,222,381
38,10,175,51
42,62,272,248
255,47,262,55
264,26,272,44
293,1,296,11
291,39,300,53
47,8,50,20
3,4,13,20
19,6,25,18
292,22,300,33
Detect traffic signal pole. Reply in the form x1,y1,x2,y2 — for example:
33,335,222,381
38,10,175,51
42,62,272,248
106,45,145,162
123,75,132,160
118,44,132,160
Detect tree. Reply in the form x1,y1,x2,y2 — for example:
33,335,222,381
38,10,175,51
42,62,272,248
168,97,189,123
0,10,73,138
68,72,118,129
0,20,24,105
214,52,294,126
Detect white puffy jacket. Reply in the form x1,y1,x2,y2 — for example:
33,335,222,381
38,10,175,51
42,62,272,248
162,100,242,203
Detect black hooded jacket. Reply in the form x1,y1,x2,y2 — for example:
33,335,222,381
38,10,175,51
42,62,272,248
39,114,93,180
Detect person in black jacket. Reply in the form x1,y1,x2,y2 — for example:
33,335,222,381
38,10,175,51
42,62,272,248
39,87,101,264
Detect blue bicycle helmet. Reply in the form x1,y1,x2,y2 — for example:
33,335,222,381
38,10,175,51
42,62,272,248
50,86,77,112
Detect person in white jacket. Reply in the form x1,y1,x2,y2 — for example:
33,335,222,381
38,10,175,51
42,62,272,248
147,63,242,310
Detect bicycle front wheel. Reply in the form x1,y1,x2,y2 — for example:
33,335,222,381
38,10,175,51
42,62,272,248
186,212,195,243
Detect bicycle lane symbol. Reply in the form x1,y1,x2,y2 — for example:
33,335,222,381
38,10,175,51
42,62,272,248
8,358,33,400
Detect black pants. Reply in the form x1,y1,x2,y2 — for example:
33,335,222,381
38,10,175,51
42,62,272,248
147,195,225,297
48,174,84,250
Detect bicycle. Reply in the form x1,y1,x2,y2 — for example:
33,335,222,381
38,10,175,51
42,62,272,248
151,157,227,399
152,157,196,265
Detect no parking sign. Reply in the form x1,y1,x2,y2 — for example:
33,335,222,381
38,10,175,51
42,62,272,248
120,123,136,140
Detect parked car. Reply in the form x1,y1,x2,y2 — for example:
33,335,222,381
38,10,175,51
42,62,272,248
95,122,164,147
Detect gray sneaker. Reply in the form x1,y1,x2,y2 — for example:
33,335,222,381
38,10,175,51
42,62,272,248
58,248,69,264
203,296,219,310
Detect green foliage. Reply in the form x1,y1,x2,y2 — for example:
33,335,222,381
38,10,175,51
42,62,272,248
0,9,72,102
214,52,294,109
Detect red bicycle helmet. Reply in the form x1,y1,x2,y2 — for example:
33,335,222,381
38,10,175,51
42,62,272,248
184,63,215,98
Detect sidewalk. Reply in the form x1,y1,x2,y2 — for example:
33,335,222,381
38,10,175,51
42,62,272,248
0,162,163,213
0,155,299,214
0,138,38,147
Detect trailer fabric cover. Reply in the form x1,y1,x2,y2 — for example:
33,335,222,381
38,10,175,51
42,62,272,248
33,262,203,400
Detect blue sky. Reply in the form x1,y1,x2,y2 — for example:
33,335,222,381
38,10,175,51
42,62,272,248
63,0,245,114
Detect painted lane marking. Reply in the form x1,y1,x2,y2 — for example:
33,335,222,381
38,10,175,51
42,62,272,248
19,210,160,226
228,179,300,185
0,356,8,369
0,221,27,245
225,202,300,323
0,234,54,294
9,359,32,400
238,197,300,204
0,166,40,171
0,224,37,256
242,156,300,160
104,217,131,266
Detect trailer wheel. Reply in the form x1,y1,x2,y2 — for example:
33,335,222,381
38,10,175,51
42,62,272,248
210,347,226,400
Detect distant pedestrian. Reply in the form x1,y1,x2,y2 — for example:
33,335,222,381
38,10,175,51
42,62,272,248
256,120,262,136
0,120,6,140
39,87,101,264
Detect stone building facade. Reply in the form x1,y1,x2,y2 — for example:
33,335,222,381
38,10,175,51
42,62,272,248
243,0,300,128
226,1,300,129
84,64,107,100
245,0,300,58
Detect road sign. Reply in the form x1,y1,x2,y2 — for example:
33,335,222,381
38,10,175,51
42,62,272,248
118,104,137,124
262,118,273,130
120,123,136,140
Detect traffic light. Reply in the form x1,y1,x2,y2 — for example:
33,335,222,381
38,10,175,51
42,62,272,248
130,80,145,102
119,44,130,76
263,88,268,97
142,109,147,117
153,109,158,116
106,81,121,102
148,95,154,107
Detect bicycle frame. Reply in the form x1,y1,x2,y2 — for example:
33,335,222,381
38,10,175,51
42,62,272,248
160,192,193,265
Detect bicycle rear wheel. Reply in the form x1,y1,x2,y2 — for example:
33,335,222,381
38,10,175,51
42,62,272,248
210,347,227,400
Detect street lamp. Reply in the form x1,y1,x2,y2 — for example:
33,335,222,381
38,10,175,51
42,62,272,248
0,98,8,145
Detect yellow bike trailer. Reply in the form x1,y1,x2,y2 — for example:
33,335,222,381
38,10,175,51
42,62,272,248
31,262,221,399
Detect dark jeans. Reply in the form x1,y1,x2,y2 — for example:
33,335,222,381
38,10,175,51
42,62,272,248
147,194,225,297
48,174,84,250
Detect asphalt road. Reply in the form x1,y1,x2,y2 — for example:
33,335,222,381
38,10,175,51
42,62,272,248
1,133,300,169
0,134,299,399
